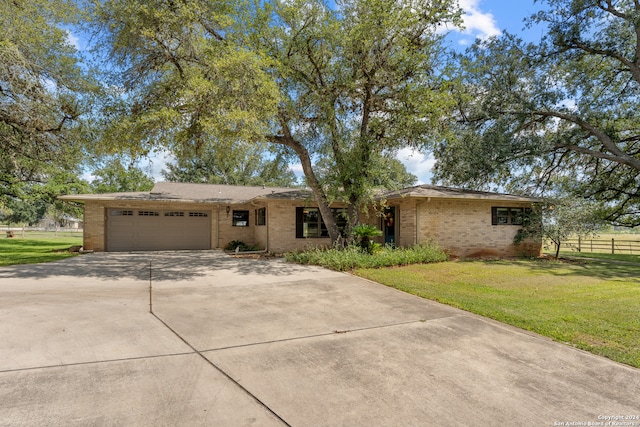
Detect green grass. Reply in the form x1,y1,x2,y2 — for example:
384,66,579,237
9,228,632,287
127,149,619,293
551,250,640,264
0,233,83,266
354,259,640,368
285,242,448,271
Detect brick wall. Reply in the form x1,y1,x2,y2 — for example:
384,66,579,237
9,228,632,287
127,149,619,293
416,199,541,257
396,198,417,247
254,205,268,250
83,202,105,251
81,197,541,257
264,200,334,253
217,203,256,249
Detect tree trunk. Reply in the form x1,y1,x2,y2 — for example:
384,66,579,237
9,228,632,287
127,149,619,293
270,118,342,245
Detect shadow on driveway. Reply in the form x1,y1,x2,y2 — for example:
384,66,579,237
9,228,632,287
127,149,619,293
0,251,307,282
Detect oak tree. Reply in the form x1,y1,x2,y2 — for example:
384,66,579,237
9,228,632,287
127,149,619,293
1,0,96,203
92,0,460,245
434,0,640,227
89,157,155,193
162,139,298,187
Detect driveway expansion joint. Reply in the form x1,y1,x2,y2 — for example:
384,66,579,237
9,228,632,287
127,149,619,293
0,351,195,374
151,312,292,427
199,315,465,354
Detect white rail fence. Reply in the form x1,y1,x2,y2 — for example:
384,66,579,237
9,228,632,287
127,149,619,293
1,227,83,238
553,238,640,255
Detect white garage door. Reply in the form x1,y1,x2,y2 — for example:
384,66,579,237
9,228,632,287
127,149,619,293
106,209,211,252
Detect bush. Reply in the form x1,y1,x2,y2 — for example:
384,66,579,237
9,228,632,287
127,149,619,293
225,240,260,252
351,224,383,254
285,241,448,271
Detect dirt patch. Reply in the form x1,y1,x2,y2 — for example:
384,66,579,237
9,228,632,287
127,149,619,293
230,252,283,259
574,333,618,349
465,249,502,258
53,245,83,253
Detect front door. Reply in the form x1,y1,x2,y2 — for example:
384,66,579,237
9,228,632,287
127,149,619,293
383,207,396,247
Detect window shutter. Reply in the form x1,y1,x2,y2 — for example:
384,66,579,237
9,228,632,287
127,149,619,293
296,207,304,238
491,207,498,225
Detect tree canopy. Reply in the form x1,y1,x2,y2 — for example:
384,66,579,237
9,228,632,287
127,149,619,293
89,157,155,193
162,139,298,187
91,0,461,244
434,0,640,227
1,0,96,203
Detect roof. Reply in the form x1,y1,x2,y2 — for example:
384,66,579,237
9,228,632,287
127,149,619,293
382,184,539,202
148,182,304,203
59,182,304,204
60,182,538,204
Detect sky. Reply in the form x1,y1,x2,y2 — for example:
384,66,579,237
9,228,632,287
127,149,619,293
127,0,546,185
397,0,544,185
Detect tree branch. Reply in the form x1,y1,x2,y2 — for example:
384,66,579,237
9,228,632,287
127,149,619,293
597,1,629,19
561,37,640,84
527,110,640,171
197,18,226,42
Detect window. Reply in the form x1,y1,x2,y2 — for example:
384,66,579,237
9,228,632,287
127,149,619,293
138,211,159,216
111,210,133,216
232,210,249,226
296,207,347,238
164,211,184,217
255,208,266,226
189,212,208,217
492,207,529,225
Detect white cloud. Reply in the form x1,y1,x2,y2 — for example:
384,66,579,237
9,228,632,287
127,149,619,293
558,98,577,112
396,148,435,185
457,0,501,41
42,77,57,92
143,150,174,181
65,30,81,50
289,163,304,176
81,171,96,182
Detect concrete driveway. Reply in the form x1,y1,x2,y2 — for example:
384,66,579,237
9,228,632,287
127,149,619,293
0,252,638,426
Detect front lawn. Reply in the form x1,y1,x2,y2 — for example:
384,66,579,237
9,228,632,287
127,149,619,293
552,251,640,264
0,235,83,266
354,259,640,368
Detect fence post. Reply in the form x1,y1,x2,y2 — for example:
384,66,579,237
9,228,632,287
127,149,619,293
578,236,581,252
612,238,615,254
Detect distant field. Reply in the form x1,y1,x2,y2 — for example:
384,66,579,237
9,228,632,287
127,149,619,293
595,233,640,241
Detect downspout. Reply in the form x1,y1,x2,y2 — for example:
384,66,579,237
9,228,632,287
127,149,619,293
263,204,271,253
217,206,221,249
416,200,420,246
264,203,269,253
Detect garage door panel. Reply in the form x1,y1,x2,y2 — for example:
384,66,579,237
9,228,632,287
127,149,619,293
107,209,211,252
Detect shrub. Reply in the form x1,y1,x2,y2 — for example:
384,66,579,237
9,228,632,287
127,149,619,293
225,240,260,252
285,241,448,271
351,224,383,254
